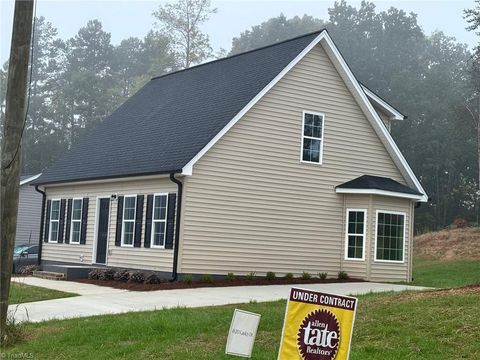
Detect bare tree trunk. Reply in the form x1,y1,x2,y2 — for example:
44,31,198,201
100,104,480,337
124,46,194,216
0,0,34,342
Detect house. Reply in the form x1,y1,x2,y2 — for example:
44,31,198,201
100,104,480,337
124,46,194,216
32,30,427,282
16,174,42,247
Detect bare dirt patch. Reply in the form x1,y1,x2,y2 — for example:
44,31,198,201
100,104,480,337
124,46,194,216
414,227,480,260
75,276,364,291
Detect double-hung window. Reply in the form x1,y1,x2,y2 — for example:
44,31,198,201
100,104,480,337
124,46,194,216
345,210,366,260
375,211,405,262
301,111,324,164
151,194,168,248
49,200,61,243
70,198,83,244
121,196,137,246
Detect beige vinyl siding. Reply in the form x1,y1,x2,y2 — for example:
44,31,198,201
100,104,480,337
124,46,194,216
42,176,177,272
180,42,410,277
369,195,412,282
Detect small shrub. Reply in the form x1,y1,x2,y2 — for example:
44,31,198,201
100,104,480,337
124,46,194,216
0,312,25,347
183,274,194,284
453,217,467,228
144,273,161,284
88,268,103,280
318,272,328,280
98,268,115,281
246,272,256,280
114,269,130,282
18,264,39,275
129,271,146,283
225,273,235,281
284,272,294,280
200,274,213,283
301,272,311,280
338,271,349,280
266,271,276,280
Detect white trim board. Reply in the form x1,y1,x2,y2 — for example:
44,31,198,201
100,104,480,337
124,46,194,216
180,30,427,202
335,188,424,201
361,85,404,121
20,173,42,186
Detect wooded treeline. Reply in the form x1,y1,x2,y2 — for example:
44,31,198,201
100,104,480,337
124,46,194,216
1,0,479,232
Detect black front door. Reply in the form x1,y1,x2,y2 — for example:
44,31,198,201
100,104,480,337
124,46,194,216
95,198,110,264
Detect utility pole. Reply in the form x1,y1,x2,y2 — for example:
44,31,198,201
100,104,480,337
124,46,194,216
0,0,34,343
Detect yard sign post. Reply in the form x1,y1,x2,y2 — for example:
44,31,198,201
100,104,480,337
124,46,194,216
278,288,357,360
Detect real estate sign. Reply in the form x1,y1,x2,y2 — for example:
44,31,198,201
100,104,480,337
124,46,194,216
225,309,261,358
278,288,358,360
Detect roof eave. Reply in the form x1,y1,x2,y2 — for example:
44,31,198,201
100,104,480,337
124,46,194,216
361,85,405,121
31,170,183,187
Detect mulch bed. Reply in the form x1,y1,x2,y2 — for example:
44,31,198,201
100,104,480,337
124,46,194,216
75,276,364,291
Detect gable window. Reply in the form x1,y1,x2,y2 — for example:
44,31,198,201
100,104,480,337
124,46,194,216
48,200,61,243
151,194,168,248
70,198,83,244
121,196,137,246
375,211,405,262
345,209,366,260
301,111,324,164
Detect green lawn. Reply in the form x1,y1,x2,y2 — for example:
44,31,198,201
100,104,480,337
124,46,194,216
9,282,77,304
410,258,480,288
4,288,480,359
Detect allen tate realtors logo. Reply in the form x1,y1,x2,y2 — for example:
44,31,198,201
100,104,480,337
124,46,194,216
278,288,357,360
297,309,340,360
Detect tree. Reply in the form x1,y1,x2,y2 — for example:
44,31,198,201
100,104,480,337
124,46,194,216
464,0,480,191
153,0,216,68
230,14,325,54
21,17,63,174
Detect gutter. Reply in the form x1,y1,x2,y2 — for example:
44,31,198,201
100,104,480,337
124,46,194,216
169,173,183,282
34,185,46,266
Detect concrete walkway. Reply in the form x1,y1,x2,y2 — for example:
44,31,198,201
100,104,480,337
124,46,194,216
10,277,430,323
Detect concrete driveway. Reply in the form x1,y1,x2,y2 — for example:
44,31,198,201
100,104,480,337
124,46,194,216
10,277,430,323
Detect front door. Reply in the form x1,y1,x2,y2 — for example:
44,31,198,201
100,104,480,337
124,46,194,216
95,198,110,264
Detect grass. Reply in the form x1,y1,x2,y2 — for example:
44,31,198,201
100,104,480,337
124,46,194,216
9,283,77,304
409,258,480,288
3,288,479,359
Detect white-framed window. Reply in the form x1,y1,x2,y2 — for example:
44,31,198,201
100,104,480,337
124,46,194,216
301,111,324,164
345,209,366,261
151,193,168,248
375,210,406,263
70,198,83,244
121,195,137,247
48,199,61,243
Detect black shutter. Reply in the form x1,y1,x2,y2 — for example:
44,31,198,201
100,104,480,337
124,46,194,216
115,196,124,246
165,193,177,250
58,199,66,243
134,195,144,248
80,198,89,245
65,199,72,244
144,195,153,248
44,200,51,243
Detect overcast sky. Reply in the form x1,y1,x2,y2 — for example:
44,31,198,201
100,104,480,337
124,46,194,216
0,0,477,64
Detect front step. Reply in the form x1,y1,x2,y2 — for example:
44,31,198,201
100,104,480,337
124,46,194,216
33,270,65,280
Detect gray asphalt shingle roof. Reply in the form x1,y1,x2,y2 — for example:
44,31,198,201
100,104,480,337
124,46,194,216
336,175,422,196
34,30,324,185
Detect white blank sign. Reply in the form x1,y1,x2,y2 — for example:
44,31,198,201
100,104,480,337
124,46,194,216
225,309,261,358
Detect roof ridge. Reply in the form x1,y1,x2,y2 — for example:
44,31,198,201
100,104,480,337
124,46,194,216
150,28,327,81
